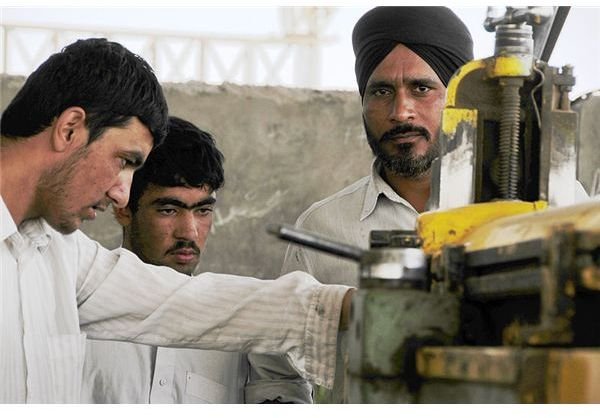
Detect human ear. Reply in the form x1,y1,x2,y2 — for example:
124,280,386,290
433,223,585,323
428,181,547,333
114,206,133,227
51,107,87,152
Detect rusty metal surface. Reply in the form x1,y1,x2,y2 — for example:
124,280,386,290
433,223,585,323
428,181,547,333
348,289,460,378
417,346,522,384
346,376,414,404
416,346,600,403
458,200,600,252
546,349,600,403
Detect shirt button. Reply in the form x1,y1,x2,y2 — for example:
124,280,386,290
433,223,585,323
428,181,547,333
159,378,167,386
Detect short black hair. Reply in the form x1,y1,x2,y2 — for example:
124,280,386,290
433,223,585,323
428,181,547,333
128,116,225,213
1,38,168,146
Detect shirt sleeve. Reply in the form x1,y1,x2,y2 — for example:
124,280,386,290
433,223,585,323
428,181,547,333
244,353,313,403
74,234,348,389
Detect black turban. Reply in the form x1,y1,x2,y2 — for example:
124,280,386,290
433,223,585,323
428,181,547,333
352,6,474,97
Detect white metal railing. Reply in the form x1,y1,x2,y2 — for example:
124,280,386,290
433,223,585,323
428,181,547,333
0,8,335,88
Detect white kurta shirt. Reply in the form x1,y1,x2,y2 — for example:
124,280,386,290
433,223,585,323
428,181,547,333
280,159,418,403
281,159,419,287
0,196,349,403
81,340,312,403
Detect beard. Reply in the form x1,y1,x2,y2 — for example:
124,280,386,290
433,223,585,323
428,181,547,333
37,145,90,234
364,119,440,179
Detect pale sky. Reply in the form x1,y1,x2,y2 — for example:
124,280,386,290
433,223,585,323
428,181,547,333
1,4,599,98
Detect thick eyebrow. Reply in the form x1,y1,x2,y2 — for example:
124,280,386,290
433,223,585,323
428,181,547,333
365,80,394,91
407,77,441,87
366,77,441,91
151,196,216,210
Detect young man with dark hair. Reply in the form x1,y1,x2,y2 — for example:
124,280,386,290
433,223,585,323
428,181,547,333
0,38,353,403
82,116,312,403
1,38,167,149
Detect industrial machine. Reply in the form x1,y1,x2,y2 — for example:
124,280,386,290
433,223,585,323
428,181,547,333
269,6,600,403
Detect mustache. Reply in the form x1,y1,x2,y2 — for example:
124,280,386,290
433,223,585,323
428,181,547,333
380,123,431,143
166,240,201,255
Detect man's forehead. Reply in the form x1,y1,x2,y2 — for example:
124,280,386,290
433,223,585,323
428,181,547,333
103,117,154,157
141,184,215,203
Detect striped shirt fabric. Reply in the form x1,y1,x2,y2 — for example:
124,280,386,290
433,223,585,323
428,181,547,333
0,196,349,403
281,158,420,288
280,159,420,403
81,341,313,403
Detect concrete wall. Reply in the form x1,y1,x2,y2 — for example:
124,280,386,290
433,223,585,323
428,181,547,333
573,90,600,196
1,75,371,279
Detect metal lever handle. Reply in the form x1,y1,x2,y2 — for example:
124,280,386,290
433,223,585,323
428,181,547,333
266,223,365,262
484,6,554,32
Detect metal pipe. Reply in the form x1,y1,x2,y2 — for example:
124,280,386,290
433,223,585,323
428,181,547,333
266,223,364,261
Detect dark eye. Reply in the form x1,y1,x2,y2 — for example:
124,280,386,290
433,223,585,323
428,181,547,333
157,208,177,216
195,207,214,216
372,88,392,97
120,157,136,169
414,85,432,94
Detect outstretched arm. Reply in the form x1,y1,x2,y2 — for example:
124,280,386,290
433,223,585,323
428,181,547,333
74,235,352,389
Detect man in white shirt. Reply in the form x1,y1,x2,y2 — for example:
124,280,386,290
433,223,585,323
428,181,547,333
280,7,474,402
81,116,312,403
0,37,353,403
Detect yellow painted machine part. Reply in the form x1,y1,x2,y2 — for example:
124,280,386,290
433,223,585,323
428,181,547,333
445,59,486,107
418,200,600,255
445,55,532,108
546,349,600,403
459,199,600,252
441,108,478,136
418,201,548,255
488,55,533,78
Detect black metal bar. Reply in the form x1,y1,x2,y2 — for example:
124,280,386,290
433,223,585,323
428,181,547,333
266,223,365,262
538,6,570,62
465,267,543,299
465,239,545,268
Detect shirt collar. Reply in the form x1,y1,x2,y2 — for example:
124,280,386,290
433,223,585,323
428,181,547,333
1,195,52,251
360,158,418,221
20,218,53,252
1,195,18,242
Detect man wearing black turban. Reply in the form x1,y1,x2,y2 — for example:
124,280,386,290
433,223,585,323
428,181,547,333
353,6,473,97
281,7,473,403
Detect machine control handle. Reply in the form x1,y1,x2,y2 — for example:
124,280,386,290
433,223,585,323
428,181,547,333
267,223,365,262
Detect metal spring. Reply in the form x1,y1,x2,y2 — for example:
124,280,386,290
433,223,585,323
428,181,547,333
530,65,545,131
498,79,522,199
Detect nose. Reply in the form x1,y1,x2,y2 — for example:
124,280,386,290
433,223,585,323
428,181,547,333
107,172,132,209
174,211,199,241
389,90,416,123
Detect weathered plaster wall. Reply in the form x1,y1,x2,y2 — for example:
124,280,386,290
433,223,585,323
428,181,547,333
2,75,371,279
